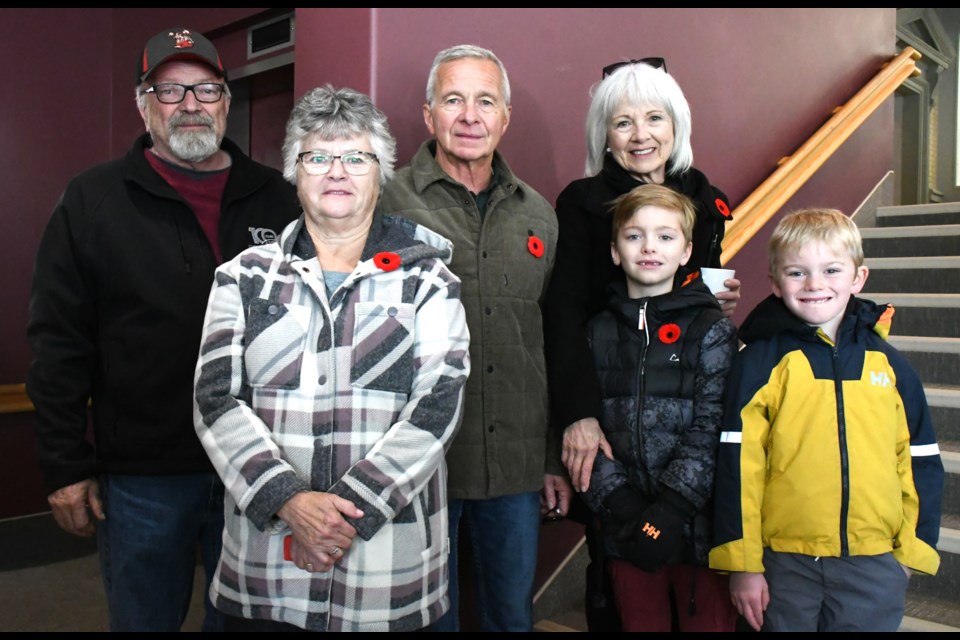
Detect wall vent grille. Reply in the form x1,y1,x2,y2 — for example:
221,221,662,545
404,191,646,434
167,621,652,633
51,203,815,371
248,14,294,59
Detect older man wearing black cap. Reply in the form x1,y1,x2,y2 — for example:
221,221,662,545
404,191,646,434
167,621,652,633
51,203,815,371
26,27,299,631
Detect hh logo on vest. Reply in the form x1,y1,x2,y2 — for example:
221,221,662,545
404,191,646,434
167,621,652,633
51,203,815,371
870,371,892,387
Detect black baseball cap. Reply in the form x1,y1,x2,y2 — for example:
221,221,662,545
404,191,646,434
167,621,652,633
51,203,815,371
137,28,226,85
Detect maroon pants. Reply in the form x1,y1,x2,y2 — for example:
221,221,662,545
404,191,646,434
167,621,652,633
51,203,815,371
608,560,738,632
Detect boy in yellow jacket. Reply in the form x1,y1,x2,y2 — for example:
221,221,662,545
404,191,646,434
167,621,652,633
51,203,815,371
709,209,943,632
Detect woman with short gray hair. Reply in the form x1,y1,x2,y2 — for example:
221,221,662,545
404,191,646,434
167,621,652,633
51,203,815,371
194,84,470,631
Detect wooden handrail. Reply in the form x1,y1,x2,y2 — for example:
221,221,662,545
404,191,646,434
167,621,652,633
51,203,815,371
0,383,33,414
721,46,922,265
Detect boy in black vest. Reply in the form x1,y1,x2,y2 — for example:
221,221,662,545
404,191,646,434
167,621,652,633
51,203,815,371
581,184,738,631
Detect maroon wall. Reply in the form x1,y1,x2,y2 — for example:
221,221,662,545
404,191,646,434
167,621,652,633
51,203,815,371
2,8,895,518
1,9,113,517
294,8,372,98
366,8,895,322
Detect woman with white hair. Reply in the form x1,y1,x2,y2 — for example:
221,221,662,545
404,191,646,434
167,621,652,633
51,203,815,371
194,85,470,631
543,59,740,632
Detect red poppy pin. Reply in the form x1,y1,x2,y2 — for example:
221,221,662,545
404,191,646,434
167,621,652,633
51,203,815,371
715,198,731,218
658,323,681,344
527,235,545,258
373,252,401,271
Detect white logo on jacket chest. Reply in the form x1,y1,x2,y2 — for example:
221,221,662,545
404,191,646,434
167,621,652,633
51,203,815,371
248,227,278,245
869,371,892,387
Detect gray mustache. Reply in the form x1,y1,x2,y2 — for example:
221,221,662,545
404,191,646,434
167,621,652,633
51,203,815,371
170,114,214,128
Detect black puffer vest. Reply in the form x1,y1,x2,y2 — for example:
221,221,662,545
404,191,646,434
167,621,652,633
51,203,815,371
586,271,735,565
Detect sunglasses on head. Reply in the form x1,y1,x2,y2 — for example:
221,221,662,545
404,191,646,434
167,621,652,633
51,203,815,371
602,57,667,78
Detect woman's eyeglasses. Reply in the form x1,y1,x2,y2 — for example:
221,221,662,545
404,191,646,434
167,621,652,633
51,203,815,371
297,151,379,176
602,57,667,79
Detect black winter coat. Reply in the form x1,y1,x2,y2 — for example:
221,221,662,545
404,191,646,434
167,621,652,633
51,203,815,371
583,273,737,565
27,134,300,492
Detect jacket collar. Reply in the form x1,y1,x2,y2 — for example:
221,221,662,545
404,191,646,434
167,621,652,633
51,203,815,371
280,211,454,269
607,266,720,326
408,139,521,200
739,294,892,345
124,133,268,202
600,153,728,223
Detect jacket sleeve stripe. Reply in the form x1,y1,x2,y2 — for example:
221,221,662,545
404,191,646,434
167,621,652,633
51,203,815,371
910,443,940,457
720,431,742,443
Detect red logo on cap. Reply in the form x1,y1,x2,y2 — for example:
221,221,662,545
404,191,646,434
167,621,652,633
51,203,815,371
170,30,195,49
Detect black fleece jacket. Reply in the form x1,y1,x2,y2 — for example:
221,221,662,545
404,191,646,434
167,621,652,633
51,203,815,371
27,134,300,492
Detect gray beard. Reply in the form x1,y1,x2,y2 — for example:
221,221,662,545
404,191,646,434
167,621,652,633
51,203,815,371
169,128,220,163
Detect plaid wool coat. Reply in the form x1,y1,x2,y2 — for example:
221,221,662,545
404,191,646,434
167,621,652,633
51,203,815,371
194,213,470,631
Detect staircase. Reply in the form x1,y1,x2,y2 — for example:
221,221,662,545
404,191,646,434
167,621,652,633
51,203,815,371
861,202,960,631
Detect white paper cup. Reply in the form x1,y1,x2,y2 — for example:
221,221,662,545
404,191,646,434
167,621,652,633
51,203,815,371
700,267,736,295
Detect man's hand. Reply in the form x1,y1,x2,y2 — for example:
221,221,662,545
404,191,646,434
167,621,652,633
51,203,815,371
729,571,769,631
716,277,742,318
561,417,613,493
542,474,573,518
48,479,105,537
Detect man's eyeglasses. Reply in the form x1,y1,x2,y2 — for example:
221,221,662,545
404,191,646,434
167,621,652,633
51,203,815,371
602,57,667,79
142,82,226,104
297,151,380,176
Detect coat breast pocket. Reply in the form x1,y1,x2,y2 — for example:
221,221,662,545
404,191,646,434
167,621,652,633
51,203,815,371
244,298,308,389
350,301,415,394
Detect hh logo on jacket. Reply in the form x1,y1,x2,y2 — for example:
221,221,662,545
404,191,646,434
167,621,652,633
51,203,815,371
870,371,892,387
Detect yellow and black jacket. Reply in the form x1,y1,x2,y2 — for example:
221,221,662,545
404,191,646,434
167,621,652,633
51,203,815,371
709,295,943,576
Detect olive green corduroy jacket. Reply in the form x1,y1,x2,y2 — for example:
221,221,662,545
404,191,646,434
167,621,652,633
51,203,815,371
381,141,562,499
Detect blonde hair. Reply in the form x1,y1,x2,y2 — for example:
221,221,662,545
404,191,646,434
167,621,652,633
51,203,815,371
611,183,696,243
768,208,864,275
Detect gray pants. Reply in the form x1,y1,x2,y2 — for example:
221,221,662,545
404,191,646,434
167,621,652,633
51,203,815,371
763,549,909,632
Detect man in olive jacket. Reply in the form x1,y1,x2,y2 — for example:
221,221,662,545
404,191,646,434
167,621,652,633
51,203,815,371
380,44,571,632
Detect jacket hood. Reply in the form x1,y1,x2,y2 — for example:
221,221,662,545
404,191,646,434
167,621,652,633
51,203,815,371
739,293,894,345
280,211,454,270
409,140,527,202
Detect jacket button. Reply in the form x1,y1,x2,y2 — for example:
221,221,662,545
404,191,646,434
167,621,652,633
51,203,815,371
484,307,492,315
303,266,311,273
488,424,495,432
387,306,398,317
267,304,279,315
486,365,493,373
482,251,488,258
318,374,327,385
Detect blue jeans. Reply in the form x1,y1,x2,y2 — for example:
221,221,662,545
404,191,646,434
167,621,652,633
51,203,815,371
97,472,225,632
432,492,541,632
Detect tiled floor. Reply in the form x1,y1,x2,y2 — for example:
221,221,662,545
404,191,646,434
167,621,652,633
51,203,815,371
0,513,205,632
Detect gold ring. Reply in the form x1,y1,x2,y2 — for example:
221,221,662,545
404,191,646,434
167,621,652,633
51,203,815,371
331,546,342,556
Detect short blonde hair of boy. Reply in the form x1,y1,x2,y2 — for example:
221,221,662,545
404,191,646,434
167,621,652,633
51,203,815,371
768,208,864,276
611,183,697,243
